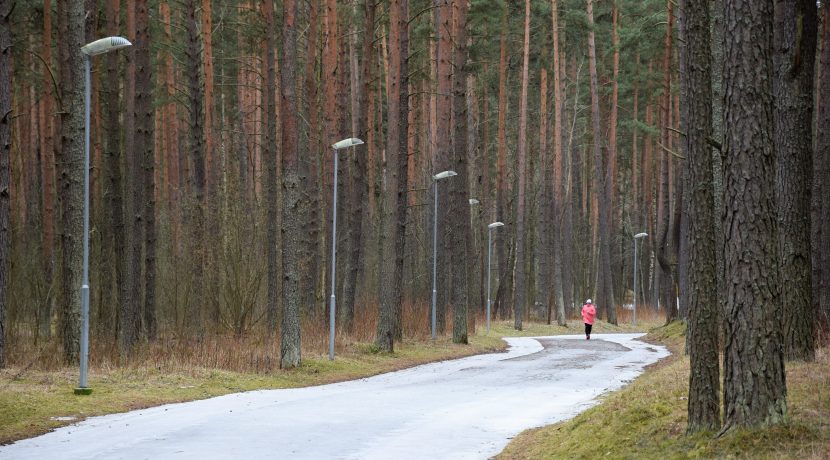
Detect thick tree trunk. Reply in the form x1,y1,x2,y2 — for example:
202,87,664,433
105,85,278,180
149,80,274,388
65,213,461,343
280,0,302,368
58,0,86,363
817,2,830,329
656,0,674,319
202,0,215,197
434,0,452,334
513,0,530,331
450,0,470,343
376,0,409,352
773,0,817,361
184,0,206,335
0,0,11,368
721,0,787,431
681,0,720,433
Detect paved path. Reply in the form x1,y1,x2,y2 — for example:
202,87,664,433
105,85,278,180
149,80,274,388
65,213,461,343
0,333,669,460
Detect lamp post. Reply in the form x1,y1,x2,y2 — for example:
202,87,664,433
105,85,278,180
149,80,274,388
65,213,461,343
486,222,504,333
76,37,132,396
328,137,364,360
431,170,457,339
633,232,648,326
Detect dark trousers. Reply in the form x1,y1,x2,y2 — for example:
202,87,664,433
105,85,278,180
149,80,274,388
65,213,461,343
584,323,592,337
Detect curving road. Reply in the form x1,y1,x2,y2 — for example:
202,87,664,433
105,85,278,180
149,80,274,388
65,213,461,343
0,333,669,460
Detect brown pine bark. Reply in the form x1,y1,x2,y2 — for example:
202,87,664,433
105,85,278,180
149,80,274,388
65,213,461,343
263,0,279,335
450,0,470,343
773,0,818,361
513,0,530,331
0,0,11,368
434,0,452,333
721,0,787,431
280,0,302,368
656,0,674,319
135,0,157,341
202,0,215,197
58,0,86,363
681,0,720,433
376,0,410,351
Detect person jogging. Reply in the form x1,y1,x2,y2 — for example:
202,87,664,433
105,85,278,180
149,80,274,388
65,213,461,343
581,299,596,340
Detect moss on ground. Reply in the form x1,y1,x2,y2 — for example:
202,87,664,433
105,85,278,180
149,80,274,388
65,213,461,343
496,321,830,459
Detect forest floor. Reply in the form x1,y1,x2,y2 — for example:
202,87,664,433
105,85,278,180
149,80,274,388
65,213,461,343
0,316,648,445
496,321,830,459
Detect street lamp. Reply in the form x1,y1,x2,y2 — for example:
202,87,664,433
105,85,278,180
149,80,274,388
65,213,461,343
76,36,132,396
431,170,457,339
329,137,364,360
633,232,648,326
486,222,504,333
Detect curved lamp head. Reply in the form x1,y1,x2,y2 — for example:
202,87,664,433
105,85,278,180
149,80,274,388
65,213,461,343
488,222,505,229
81,37,132,56
469,199,480,205
634,232,648,239
433,170,457,181
332,137,364,150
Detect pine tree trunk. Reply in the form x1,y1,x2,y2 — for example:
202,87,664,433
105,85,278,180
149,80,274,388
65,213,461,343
534,68,551,323
280,0,302,368
376,0,409,351
450,0,470,344
551,0,566,326
40,0,56,341
494,6,509,321
0,0,11,368
681,0,720,433
202,0,215,197
773,0,818,361
817,2,830,329
264,0,280,335
58,0,85,363
434,0,452,334
136,0,156,341
721,0,787,431
513,0,530,331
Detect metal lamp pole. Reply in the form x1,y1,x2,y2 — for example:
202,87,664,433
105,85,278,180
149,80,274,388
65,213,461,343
486,222,504,333
328,138,364,360
431,170,457,340
77,37,132,395
633,232,648,326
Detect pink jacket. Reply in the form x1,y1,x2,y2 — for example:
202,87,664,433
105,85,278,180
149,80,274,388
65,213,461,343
581,304,596,325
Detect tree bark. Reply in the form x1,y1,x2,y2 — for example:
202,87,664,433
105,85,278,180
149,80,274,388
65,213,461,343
264,0,280,335
450,0,470,343
513,0,530,331
0,0,11,368
773,0,818,361
534,68,551,323
720,0,787,431
376,0,409,352
681,0,720,433
58,0,86,363
280,0,302,368
493,5,509,321
135,0,156,342
817,1,830,329
434,0,452,334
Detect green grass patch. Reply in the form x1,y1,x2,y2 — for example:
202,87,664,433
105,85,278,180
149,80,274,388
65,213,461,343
496,321,830,459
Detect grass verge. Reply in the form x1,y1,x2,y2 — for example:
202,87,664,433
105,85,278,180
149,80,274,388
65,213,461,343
496,321,830,459
0,317,657,445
